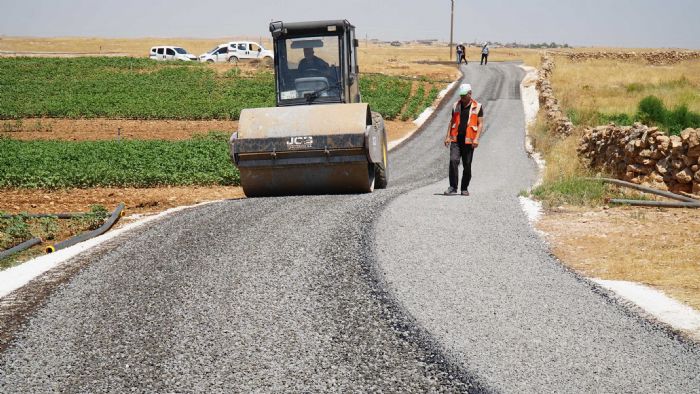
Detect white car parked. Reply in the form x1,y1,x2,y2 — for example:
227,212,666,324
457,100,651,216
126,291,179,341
199,41,274,63
149,46,198,61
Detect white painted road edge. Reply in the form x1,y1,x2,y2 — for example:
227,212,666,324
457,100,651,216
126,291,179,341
518,64,700,341
519,65,545,187
0,201,220,299
518,196,543,223
593,279,700,341
518,65,544,228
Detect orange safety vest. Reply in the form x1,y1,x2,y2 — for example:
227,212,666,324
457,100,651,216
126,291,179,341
449,98,482,144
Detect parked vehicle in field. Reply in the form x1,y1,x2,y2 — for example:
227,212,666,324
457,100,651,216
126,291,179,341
226,41,274,63
199,41,273,63
199,44,230,63
149,46,198,61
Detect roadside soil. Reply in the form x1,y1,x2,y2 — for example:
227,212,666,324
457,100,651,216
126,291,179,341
0,186,245,216
1,118,237,141
1,118,418,142
385,120,417,142
537,205,700,311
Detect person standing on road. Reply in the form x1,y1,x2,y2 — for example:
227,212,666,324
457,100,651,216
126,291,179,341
456,43,467,65
480,43,489,65
443,83,483,196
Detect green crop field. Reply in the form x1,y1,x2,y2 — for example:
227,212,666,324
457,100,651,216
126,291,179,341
359,74,412,120
0,57,274,120
0,57,436,121
0,57,445,190
0,134,239,188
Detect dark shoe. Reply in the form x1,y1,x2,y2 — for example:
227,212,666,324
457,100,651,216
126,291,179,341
444,187,458,195
461,190,470,196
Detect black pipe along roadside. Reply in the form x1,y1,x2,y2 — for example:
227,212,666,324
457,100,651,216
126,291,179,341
0,238,42,261
45,203,126,253
588,177,700,209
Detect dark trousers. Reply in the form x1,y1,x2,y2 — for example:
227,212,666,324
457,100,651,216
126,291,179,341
449,142,474,191
481,54,488,65
460,54,467,64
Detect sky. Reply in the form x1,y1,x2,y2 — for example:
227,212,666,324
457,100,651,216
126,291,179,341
1,0,699,49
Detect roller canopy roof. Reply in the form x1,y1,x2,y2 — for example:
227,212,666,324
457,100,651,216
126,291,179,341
269,20,355,38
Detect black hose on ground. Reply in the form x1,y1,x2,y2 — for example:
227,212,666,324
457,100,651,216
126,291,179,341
46,203,126,254
0,238,42,260
609,199,700,208
586,177,700,208
587,177,699,203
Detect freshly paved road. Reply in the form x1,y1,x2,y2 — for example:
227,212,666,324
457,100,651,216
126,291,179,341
1,64,699,393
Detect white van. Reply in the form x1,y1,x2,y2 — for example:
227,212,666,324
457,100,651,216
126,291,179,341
199,44,230,63
149,46,198,61
199,41,274,63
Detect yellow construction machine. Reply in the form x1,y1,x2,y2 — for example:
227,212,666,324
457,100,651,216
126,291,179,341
230,20,388,197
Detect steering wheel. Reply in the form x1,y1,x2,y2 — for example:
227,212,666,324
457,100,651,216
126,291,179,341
300,68,321,77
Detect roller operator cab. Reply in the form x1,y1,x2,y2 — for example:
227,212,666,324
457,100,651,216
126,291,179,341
230,20,388,197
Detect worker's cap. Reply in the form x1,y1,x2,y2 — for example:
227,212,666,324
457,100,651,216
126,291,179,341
459,83,472,96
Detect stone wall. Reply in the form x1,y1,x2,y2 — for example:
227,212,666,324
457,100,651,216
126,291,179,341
578,124,700,194
560,50,700,65
536,53,573,136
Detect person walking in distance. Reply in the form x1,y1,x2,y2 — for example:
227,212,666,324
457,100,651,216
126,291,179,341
480,42,489,65
457,44,464,64
459,43,469,64
444,83,483,196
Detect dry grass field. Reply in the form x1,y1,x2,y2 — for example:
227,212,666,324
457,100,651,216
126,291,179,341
550,56,700,125
0,36,541,69
0,36,271,57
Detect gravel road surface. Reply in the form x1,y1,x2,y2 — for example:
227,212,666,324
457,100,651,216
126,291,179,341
1,63,699,392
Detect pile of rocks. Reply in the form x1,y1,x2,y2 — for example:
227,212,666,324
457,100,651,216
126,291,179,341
578,124,700,194
536,54,573,137
563,50,700,65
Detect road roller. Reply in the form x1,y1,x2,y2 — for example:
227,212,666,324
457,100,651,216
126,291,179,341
229,20,388,197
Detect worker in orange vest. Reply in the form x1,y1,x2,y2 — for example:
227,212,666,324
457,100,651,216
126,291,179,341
443,83,484,196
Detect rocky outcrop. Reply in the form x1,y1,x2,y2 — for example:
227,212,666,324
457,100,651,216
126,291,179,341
536,54,573,137
562,50,700,65
578,125,700,194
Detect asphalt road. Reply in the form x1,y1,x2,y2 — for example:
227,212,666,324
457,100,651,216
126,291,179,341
1,63,699,392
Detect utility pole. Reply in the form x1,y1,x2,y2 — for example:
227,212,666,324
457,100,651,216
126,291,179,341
449,0,454,60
